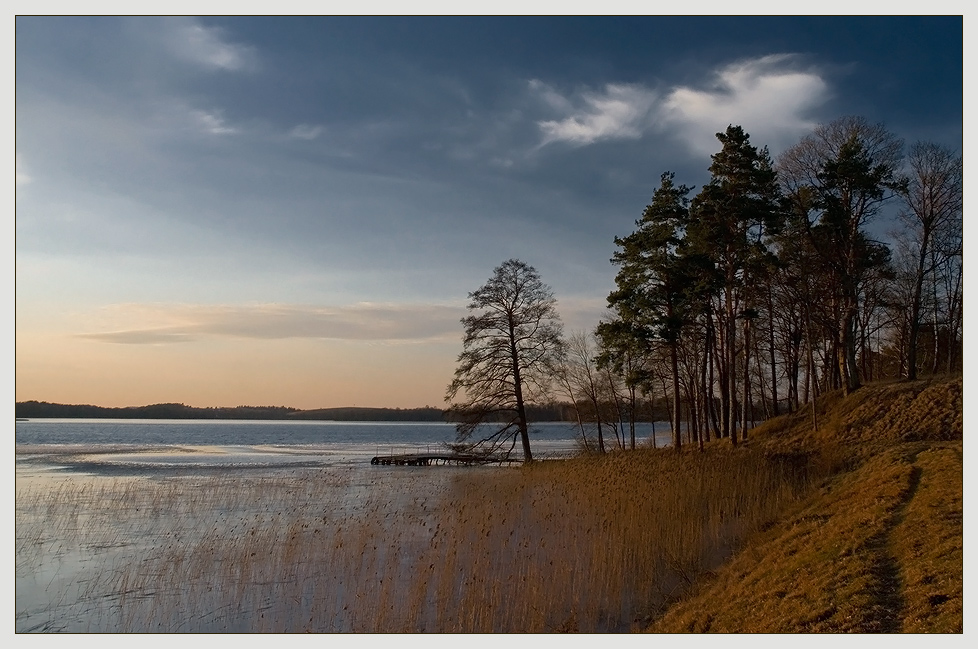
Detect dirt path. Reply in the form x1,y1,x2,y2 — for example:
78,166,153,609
648,441,963,633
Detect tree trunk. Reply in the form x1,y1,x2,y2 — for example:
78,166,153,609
788,326,801,411
726,283,738,446
804,313,815,401
649,394,658,449
606,368,626,450
671,342,682,451
510,323,533,462
930,247,941,375
741,315,751,439
593,396,606,454
768,288,780,416
700,322,710,449
558,372,589,451
628,383,637,450
840,301,861,395
945,260,963,373
707,309,720,439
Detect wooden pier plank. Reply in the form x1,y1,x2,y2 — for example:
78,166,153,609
369,452,518,466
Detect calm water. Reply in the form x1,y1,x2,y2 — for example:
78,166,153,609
15,418,672,475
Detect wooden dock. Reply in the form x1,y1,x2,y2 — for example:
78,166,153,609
370,452,519,466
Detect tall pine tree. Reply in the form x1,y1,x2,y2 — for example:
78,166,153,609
687,126,785,444
603,172,693,451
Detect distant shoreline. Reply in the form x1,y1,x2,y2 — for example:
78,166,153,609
14,400,582,423
15,401,448,422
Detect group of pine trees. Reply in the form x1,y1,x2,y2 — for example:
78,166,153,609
560,116,962,451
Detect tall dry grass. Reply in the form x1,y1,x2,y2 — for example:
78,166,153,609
17,443,824,633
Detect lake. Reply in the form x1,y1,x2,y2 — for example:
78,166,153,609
16,418,674,632
16,418,672,475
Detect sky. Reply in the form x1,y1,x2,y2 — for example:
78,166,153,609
14,14,965,410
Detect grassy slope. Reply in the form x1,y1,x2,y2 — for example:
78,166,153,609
648,377,963,633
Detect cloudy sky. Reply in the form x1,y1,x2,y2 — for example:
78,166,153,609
15,15,964,409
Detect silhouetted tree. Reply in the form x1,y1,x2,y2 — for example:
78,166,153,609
897,142,963,379
688,126,784,443
558,330,608,453
445,259,565,462
605,172,694,450
778,116,904,395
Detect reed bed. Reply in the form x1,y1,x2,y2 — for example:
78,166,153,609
17,445,824,633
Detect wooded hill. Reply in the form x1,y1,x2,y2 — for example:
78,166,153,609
554,117,963,458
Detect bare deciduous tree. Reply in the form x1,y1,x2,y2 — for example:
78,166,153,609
446,259,565,462
558,330,608,453
898,142,963,379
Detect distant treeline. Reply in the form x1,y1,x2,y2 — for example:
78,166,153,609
15,401,449,421
288,406,448,422
15,401,303,420
15,400,670,423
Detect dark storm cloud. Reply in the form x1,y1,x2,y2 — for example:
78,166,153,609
17,16,963,308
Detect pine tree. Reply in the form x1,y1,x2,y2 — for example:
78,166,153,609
603,172,694,450
687,126,785,443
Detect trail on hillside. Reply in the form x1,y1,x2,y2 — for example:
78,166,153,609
649,378,962,633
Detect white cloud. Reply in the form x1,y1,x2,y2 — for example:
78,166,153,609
78,302,466,344
164,18,257,72
290,124,324,140
193,109,238,135
662,54,829,156
537,83,660,146
532,54,829,155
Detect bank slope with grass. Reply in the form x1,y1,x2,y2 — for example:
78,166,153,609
649,377,963,633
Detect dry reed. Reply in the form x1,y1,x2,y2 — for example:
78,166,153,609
17,442,822,632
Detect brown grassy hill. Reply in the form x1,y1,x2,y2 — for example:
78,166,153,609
648,377,963,633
